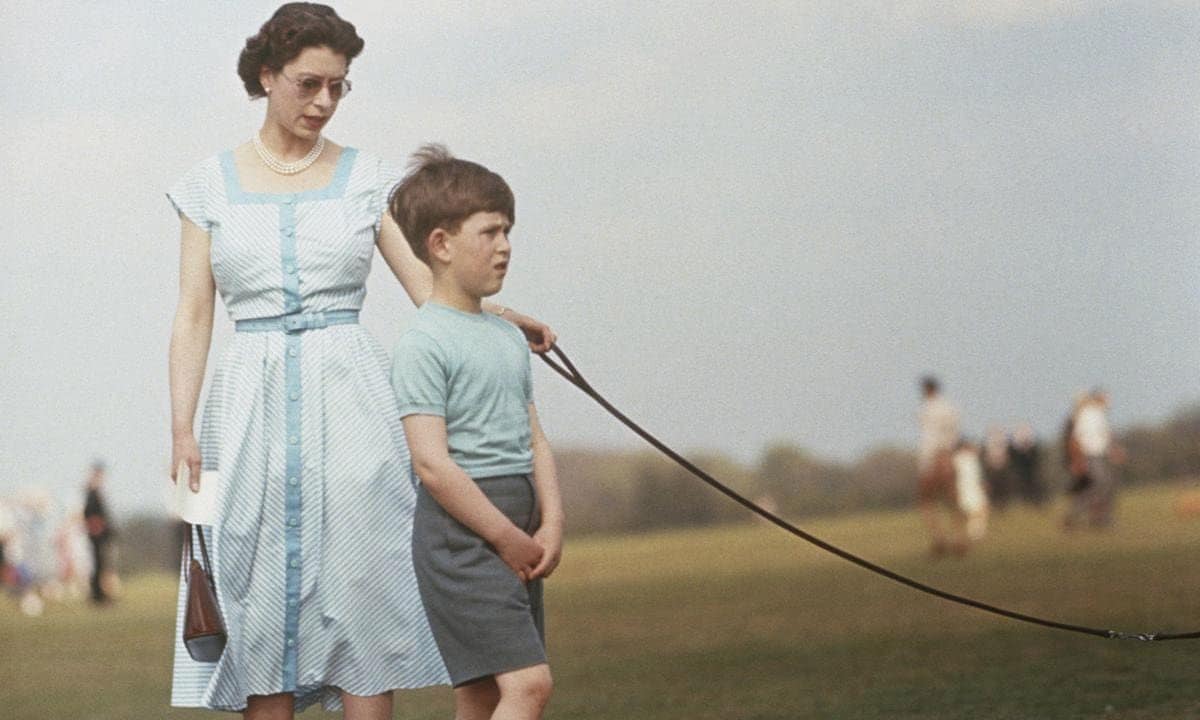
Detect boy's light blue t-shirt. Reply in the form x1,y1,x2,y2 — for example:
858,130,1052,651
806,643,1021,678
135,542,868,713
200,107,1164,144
391,301,534,479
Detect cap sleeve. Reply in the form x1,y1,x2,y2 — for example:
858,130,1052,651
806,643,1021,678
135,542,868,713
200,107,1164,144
166,159,213,232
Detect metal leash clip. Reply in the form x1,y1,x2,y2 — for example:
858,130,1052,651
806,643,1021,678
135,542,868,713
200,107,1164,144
1106,630,1158,642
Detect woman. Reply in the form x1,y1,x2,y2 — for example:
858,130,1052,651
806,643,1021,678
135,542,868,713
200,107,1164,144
167,4,554,717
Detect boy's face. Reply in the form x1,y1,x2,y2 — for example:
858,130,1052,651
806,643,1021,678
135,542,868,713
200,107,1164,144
443,211,512,299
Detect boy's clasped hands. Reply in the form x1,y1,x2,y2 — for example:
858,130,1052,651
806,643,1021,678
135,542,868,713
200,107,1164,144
496,521,562,582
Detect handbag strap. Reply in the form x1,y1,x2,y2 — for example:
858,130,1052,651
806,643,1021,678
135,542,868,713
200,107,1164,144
184,523,215,579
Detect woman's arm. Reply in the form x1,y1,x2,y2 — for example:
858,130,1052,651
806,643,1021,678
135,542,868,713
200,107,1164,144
377,212,557,352
403,414,544,580
376,211,433,306
527,404,563,579
168,217,216,490
486,306,557,354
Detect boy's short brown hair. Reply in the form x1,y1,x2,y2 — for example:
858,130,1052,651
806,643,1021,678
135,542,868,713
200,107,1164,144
388,144,515,264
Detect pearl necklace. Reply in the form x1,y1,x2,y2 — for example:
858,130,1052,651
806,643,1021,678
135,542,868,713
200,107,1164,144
253,132,325,175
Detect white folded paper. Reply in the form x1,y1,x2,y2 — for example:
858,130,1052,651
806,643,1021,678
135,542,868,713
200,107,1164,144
175,462,220,525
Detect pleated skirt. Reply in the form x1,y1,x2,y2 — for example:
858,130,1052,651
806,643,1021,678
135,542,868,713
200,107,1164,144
170,324,448,712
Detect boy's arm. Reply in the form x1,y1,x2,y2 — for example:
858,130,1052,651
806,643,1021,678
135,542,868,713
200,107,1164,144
403,414,544,580
527,403,564,580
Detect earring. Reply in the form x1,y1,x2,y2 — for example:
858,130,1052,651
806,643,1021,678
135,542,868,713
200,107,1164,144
265,87,272,94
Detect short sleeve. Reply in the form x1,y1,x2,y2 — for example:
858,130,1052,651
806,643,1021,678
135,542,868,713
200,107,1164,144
391,330,449,418
372,157,404,234
166,160,212,232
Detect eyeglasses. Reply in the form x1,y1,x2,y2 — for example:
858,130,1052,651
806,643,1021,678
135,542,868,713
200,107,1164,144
278,69,352,101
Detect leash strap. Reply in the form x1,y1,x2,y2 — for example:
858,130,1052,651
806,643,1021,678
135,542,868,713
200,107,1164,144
539,344,1200,642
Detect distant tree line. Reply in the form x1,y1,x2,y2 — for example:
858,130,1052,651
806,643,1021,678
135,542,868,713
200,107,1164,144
556,403,1200,535
117,404,1200,572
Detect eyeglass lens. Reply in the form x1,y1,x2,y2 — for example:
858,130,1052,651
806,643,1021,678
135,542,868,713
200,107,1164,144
285,72,351,100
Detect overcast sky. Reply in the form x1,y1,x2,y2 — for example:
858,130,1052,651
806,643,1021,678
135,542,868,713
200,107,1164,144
2,1,1197,516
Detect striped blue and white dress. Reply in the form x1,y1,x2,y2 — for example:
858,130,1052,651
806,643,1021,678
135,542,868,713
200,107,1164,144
167,146,449,712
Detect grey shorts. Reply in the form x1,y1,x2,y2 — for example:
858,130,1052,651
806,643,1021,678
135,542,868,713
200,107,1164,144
412,474,546,687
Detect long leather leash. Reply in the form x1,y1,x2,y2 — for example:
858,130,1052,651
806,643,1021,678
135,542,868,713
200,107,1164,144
539,344,1200,642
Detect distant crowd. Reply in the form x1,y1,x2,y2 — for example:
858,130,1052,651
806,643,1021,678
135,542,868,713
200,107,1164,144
0,461,119,615
917,376,1122,557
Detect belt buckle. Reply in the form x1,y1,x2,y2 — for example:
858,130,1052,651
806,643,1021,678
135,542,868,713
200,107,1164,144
282,312,326,334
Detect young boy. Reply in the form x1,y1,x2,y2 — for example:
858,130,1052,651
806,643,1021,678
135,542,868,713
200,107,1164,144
388,145,563,720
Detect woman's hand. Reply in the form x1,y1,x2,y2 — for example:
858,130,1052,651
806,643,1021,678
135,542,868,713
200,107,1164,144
528,522,563,580
171,433,202,492
504,309,557,354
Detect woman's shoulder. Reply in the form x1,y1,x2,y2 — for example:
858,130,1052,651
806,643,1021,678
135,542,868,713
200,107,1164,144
172,151,228,188
339,146,404,211
167,151,230,226
344,146,402,182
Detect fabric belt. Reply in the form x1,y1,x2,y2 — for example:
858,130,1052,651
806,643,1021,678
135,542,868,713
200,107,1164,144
234,309,360,334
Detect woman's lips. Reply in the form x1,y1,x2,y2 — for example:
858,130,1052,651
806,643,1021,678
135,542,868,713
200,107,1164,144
302,116,327,131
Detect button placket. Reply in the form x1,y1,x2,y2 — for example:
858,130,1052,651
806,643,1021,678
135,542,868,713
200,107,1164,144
278,196,304,691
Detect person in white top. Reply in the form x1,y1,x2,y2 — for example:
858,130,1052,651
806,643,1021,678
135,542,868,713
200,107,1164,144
916,376,967,556
1068,389,1122,528
952,438,989,542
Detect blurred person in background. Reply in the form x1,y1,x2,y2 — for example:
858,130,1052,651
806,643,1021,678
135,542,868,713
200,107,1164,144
952,437,989,543
83,460,116,603
1071,389,1124,528
983,425,1012,511
9,489,57,616
0,494,16,590
1061,392,1092,528
1008,422,1046,506
0,497,12,590
916,376,966,557
54,506,93,601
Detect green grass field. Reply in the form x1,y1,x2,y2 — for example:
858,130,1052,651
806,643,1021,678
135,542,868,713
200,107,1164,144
4,483,1200,719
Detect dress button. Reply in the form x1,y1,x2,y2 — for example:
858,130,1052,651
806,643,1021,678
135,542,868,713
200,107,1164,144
289,558,300,568
285,264,296,274
290,391,300,401
289,436,299,445
288,516,299,527
286,637,295,647
288,476,299,486
285,228,295,237
288,348,298,357
283,196,294,206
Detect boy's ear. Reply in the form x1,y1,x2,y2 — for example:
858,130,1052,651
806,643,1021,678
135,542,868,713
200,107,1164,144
427,228,452,264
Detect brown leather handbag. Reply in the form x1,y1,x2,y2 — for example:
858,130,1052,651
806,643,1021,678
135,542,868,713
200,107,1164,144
183,524,226,662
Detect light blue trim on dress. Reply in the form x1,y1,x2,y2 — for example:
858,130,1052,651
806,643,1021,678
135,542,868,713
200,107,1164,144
215,146,358,691
233,308,360,691
280,203,302,314
219,147,358,205
235,310,360,333
281,331,302,690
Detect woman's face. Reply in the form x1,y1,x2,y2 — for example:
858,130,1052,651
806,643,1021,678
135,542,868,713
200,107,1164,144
260,45,349,140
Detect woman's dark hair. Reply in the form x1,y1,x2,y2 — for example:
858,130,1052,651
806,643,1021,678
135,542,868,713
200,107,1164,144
237,3,364,98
